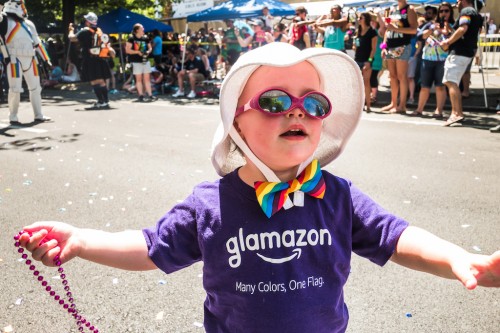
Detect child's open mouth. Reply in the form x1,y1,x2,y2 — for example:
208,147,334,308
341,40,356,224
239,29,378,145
281,129,306,137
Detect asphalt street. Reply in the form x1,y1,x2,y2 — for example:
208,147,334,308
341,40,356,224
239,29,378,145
1,86,499,333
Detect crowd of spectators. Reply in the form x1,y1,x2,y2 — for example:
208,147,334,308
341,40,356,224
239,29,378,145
8,2,494,113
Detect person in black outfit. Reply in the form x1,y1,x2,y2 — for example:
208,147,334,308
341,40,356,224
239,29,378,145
354,12,377,112
68,12,114,110
172,47,207,99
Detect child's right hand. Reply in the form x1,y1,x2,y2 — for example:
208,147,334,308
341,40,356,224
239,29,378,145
18,221,82,267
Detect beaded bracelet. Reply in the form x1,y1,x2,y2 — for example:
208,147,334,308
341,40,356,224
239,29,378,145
14,231,99,333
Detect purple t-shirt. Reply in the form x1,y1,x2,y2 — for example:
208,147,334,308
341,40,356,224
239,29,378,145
143,170,409,333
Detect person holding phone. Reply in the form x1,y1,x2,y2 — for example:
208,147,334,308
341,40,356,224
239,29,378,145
411,2,455,118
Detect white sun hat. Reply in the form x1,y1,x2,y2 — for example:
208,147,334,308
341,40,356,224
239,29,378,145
211,42,364,181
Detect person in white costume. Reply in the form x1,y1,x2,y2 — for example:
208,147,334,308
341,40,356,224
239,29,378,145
0,0,51,125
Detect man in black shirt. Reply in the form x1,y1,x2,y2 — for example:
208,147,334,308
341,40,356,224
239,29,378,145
172,48,206,99
440,0,482,126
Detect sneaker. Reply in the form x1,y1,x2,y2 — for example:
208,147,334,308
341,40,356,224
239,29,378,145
99,102,110,109
172,90,185,98
490,125,500,133
109,89,119,94
142,96,151,103
85,103,101,110
34,116,52,122
187,91,196,99
149,95,158,101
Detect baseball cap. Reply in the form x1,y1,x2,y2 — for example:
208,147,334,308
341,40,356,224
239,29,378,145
84,12,98,26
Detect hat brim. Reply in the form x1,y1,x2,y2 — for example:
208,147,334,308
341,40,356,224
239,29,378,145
211,43,364,177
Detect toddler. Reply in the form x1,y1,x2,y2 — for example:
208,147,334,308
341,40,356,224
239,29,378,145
19,43,500,333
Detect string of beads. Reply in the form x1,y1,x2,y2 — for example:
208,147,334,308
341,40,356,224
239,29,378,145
14,231,99,333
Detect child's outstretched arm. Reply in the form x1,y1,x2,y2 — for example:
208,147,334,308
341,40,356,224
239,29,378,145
391,226,500,290
18,221,157,271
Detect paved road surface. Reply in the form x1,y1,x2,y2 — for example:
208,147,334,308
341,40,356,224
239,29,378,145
1,89,499,333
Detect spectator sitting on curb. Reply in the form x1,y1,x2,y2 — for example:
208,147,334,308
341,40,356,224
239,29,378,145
61,58,80,83
42,64,63,88
172,47,207,99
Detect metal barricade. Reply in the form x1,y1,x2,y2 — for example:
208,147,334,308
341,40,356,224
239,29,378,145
479,34,500,69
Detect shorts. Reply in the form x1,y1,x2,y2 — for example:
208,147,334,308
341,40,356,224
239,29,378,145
442,54,472,85
407,56,417,78
183,72,206,84
132,62,152,75
153,54,162,66
355,61,366,70
385,44,412,61
80,56,111,82
464,51,475,73
226,49,241,66
420,60,445,88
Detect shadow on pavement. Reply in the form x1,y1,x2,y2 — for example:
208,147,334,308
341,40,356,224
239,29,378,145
0,133,82,152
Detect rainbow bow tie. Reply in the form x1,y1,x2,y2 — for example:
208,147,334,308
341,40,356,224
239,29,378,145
254,160,326,218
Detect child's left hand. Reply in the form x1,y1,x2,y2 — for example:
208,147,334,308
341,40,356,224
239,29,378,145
453,251,500,290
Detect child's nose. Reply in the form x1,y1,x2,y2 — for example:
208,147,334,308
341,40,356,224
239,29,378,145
286,107,305,118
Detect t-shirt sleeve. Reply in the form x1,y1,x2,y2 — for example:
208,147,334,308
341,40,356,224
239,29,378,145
142,193,202,274
458,8,473,27
349,182,409,266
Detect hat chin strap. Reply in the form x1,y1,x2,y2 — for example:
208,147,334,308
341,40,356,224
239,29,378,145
229,126,313,209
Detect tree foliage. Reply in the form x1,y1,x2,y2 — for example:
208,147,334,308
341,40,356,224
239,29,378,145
23,0,177,33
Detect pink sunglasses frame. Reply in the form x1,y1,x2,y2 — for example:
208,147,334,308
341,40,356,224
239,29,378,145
235,87,332,119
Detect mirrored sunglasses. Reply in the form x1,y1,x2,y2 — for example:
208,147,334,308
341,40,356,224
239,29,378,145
236,88,332,119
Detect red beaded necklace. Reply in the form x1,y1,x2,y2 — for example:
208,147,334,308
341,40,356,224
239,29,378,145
14,231,99,333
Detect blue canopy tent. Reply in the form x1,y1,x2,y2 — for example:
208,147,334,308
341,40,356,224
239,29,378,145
342,0,378,7
186,0,295,22
182,1,294,70
96,8,173,81
98,7,173,34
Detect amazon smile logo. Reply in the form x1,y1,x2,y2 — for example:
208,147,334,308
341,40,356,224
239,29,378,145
226,227,332,268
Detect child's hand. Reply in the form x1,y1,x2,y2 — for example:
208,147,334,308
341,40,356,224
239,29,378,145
18,221,82,267
453,251,500,290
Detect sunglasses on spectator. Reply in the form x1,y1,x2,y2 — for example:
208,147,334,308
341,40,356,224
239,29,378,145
440,9,450,13
236,88,332,119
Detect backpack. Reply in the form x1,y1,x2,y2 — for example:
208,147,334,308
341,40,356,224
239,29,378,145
87,27,109,57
